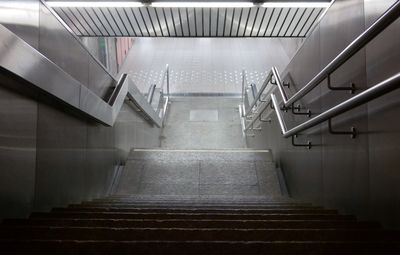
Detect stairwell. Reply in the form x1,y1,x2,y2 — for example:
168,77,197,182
1,97,399,253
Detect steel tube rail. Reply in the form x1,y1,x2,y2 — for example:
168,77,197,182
166,64,170,96
147,84,156,104
244,95,273,131
272,72,400,138
271,66,287,103
245,70,273,116
279,0,400,107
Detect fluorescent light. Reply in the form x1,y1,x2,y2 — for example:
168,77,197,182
46,1,145,8
261,2,331,8
151,2,254,8
45,1,331,9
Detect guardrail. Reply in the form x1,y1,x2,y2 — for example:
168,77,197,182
240,0,400,148
0,23,167,128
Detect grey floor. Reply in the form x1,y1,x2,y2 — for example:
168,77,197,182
161,97,246,149
115,97,286,199
116,149,283,198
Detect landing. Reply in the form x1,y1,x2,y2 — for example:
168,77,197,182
116,149,284,199
161,97,245,149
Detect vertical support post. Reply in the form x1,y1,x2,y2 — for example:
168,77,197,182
241,69,246,117
166,64,170,97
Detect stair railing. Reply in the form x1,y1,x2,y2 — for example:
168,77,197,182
241,0,400,148
159,64,171,125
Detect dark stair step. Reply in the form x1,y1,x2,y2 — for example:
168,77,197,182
30,212,355,221
1,227,398,242
77,202,317,210
54,207,337,215
89,199,305,206
2,218,381,229
1,240,399,255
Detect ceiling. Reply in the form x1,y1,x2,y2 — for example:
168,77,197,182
47,3,328,37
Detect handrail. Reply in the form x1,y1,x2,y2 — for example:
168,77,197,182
244,69,274,116
276,0,400,107
242,0,400,138
147,84,157,104
244,94,273,131
0,23,163,127
272,72,400,138
160,64,170,96
159,64,170,125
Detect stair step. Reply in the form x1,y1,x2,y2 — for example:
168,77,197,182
91,199,300,205
54,207,337,215
3,218,381,229
1,240,399,255
78,202,316,210
30,212,355,221
80,202,314,209
1,227,398,241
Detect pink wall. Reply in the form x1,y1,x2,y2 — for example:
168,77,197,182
116,37,134,70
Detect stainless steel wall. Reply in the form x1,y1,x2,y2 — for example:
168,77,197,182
247,0,400,228
0,0,161,218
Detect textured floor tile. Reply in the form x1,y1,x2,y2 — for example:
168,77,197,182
199,184,260,195
199,161,257,185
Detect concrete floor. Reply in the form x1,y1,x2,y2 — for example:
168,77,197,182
161,97,246,149
116,149,283,198
115,97,285,199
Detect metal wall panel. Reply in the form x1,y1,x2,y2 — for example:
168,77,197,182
0,1,39,49
0,82,37,219
39,3,90,87
319,0,369,218
364,0,400,228
0,0,160,220
246,0,400,228
0,0,40,219
34,102,88,211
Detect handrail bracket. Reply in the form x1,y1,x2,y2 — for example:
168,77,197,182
292,135,312,150
328,118,357,139
327,75,356,94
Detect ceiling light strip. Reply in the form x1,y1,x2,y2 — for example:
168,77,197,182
46,1,332,9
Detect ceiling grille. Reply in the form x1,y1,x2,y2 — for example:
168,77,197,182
50,6,325,37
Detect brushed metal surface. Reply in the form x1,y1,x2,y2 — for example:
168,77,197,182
319,0,369,218
34,101,87,212
0,0,39,49
0,0,39,220
246,0,400,229
0,24,81,108
0,23,162,127
39,3,90,87
0,1,162,221
51,5,326,37
365,0,400,228
0,84,37,219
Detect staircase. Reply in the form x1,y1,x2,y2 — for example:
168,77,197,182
1,195,399,254
1,149,400,253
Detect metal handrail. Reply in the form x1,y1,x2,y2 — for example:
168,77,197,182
244,69,274,116
147,84,157,104
160,64,170,96
272,72,400,138
276,0,400,107
159,64,170,125
242,0,400,137
0,23,164,127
